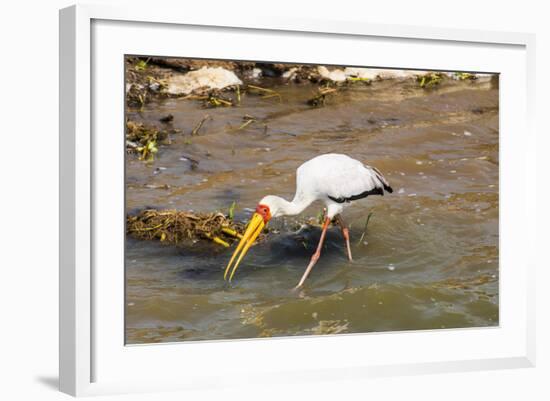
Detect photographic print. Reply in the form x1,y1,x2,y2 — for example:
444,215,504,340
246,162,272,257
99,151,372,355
125,57,499,344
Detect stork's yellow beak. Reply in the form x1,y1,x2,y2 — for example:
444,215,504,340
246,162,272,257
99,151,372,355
224,212,265,282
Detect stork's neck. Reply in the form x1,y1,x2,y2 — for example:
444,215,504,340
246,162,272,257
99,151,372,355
274,194,313,217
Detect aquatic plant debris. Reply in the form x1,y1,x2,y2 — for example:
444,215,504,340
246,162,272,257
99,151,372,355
228,201,236,220
204,92,234,108
134,58,149,71
454,72,477,81
191,115,211,135
126,56,488,108
126,57,170,106
126,209,267,247
237,115,256,130
357,211,374,245
307,87,338,107
417,72,445,88
126,120,169,161
246,85,282,102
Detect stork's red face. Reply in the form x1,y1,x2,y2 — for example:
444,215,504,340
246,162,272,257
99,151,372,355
224,204,271,282
255,204,272,223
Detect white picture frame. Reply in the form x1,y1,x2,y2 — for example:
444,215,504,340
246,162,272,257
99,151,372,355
59,4,536,397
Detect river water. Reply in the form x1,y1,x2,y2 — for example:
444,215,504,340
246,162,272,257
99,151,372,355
125,75,499,344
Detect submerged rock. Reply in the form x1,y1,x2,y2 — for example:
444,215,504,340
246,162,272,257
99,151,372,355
166,67,243,95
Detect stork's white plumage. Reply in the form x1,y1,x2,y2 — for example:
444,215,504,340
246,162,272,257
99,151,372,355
224,153,393,288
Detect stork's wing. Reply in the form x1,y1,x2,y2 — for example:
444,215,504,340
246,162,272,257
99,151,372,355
326,164,393,204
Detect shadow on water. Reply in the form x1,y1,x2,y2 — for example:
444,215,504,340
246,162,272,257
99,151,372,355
166,226,347,281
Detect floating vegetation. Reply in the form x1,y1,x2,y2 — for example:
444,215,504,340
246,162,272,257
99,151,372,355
146,76,168,92
147,58,253,73
228,201,236,220
417,72,445,88
357,211,374,245
126,84,147,107
191,115,211,135
346,76,372,84
126,209,261,247
454,72,477,81
246,85,282,102
126,120,168,161
237,114,256,130
307,87,338,107
204,92,233,108
126,57,490,109
236,84,241,104
139,140,158,161
126,57,171,107
134,58,149,71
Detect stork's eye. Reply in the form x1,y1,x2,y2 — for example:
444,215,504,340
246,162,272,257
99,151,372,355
256,204,270,217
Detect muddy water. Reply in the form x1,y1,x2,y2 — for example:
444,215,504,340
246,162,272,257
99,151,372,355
125,76,499,343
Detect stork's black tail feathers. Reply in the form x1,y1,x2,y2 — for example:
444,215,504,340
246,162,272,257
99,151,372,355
328,165,393,204
371,166,393,194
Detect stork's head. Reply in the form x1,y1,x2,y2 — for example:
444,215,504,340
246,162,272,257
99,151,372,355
224,195,285,282
257,195,288,219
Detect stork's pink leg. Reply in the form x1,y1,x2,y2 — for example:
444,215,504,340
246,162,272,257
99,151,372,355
295,216,331,289
334,214,353,262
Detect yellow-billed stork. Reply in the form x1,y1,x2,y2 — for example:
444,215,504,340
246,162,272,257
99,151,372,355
224,153,393,288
